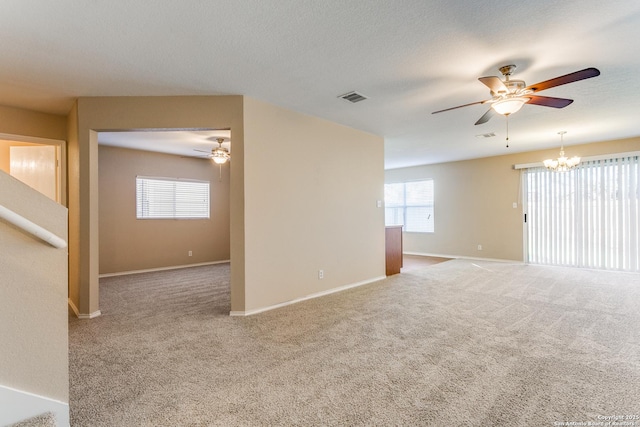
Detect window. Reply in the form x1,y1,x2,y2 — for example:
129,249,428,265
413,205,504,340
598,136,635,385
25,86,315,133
136,176,210,219
384,179,434,232
524,155,639,272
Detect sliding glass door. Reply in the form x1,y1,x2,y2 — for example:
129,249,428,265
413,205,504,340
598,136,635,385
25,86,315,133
524,155,639,272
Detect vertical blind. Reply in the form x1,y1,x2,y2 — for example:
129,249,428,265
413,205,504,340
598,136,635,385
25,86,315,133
384,180,434,232
525,155,639,272
136,176,210,219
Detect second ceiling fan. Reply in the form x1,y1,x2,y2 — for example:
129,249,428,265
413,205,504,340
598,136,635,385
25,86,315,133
432,65,600,125
194,137,231,164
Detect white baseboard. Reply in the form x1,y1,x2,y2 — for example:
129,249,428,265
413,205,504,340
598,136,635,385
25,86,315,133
230,275,387,316
68,299,101,319
403,251,523,264
78,310,102,319
99,260,230,278
0,385,69,426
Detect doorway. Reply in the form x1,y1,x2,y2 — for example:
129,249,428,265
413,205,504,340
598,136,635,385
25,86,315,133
96,129,231,276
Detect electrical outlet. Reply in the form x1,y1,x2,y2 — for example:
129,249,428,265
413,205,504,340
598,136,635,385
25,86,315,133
513,202,518,209
318,270,324,279
477,245,482,251
188,251,192,256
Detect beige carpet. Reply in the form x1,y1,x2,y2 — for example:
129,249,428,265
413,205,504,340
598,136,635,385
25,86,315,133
69,260,640,426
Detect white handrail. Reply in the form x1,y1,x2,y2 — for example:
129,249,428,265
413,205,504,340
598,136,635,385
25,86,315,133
0,205,67,249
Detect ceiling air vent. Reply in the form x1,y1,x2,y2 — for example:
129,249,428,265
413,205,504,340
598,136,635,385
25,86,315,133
475,132,496,138
338,91,368,103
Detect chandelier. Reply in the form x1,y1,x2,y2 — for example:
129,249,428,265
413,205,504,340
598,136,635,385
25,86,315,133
543,131,580,172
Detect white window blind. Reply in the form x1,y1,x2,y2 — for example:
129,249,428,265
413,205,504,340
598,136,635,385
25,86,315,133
384,180,434,232
524,155,639,272
136,176,210,219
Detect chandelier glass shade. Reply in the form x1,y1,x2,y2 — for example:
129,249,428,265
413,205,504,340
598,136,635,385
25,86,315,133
491,97,529,115
543,131,580,172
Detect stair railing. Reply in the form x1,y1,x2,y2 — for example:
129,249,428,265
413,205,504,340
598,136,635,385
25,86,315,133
0,204,67,249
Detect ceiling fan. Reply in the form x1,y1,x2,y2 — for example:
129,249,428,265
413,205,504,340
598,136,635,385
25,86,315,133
194,137,230,164
432,65,600,125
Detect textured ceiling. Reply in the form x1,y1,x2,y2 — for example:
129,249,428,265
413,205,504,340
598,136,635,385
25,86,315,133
1,1,640,168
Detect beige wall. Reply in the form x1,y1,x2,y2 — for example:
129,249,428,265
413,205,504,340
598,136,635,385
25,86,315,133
385,137,640,261
71,95,385,316
0,171,68,402
68,96,245,315
0,105,66,141
0,105,67,204
99,145,230,274
243,97,385,311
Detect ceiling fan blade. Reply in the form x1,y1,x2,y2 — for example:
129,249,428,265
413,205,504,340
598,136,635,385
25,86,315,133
193,148,211,153
478,76,508,94
181,155,210,159
526,95,574,108
432,100,486,114
526,67,600,92
474,108,495,125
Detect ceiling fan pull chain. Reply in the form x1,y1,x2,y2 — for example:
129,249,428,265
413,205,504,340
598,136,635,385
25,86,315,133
505,116,510,148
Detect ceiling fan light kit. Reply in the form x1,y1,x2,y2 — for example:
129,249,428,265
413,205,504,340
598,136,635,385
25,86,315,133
211,138,230,165
491,97,529,115
193,137,230,164
211,148,230,164
212,153,229,164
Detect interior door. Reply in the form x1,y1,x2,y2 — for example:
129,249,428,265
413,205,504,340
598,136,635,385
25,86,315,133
10,145,59,202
